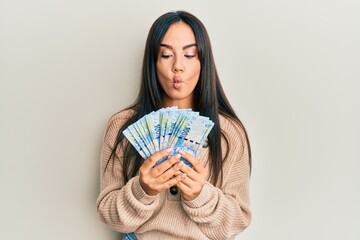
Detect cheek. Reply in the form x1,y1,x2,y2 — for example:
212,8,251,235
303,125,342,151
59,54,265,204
189,63,201,80
156,62,169,78
156,64,169,91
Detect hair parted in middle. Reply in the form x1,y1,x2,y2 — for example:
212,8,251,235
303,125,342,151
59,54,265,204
107,11,251,186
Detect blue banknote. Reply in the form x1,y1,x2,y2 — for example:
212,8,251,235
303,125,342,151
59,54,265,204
123,107,214,167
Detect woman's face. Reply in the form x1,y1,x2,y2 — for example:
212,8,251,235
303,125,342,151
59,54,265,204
156,21,201,109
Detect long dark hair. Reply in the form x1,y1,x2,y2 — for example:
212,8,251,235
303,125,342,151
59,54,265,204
107,11,251,186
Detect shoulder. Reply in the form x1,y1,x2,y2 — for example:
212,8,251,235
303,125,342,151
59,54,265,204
219,114,248,153
108,108,136,126
103,109,136,139
219,114,251,176
219,114,247,138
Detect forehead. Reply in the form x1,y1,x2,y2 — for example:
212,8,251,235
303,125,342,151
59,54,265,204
161,22,196,46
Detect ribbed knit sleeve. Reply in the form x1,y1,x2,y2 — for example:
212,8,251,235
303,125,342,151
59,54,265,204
181,116,252,239
96,110,161,233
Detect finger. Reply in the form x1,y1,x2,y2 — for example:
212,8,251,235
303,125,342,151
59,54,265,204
179,150,205,174
160,172,187,190
155,160,184,184
176,180,191,193
178,173,196,188
178,162,198,181
153,154,181,177
142,148,173,169
174,170,182,176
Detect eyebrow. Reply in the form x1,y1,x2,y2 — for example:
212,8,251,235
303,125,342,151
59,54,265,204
160,43,197,50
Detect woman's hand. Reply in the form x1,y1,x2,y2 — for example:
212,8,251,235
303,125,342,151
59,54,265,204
139,148,187,196
176,150,207,201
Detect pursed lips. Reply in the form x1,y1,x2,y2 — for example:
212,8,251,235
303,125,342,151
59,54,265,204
173,76,182,83
173,76,182,89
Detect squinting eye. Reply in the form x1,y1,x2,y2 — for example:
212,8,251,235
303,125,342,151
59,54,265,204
160,54,172,59
184,54,195,59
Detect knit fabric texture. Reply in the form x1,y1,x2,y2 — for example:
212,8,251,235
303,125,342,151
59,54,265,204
96,109,252,240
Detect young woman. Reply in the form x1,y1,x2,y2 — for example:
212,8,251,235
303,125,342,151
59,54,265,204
96,11,252,240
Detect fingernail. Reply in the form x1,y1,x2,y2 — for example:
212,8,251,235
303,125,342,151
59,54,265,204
179,150,185,155
175,154,181,160
166,148,173,153
177,161,184,168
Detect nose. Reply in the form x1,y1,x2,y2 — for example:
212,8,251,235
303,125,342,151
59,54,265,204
172,56,184,73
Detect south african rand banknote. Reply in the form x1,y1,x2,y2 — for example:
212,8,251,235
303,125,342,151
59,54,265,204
123,107,214,167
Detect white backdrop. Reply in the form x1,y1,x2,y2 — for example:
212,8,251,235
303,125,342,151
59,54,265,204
1,1,359,239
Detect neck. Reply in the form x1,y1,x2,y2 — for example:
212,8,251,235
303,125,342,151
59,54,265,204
162,97,193,109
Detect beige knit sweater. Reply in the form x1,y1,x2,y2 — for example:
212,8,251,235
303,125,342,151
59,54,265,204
96,109,251,240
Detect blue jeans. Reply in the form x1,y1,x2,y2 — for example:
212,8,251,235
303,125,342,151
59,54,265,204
124,232,138,240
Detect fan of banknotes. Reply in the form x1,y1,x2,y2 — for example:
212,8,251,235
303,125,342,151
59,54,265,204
123,106,214,167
